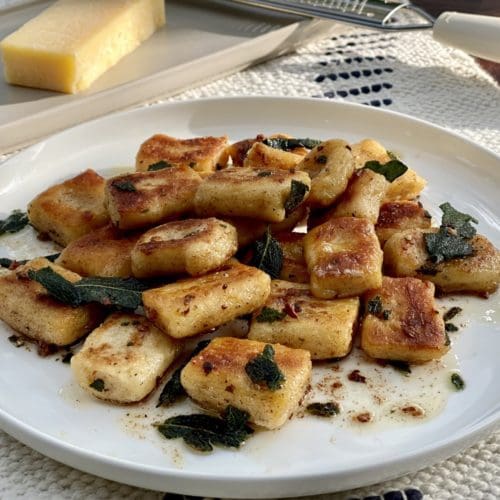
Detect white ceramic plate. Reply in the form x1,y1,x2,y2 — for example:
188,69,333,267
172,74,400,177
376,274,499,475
0,97,499,498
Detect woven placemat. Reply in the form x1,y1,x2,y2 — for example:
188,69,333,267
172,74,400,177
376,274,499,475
1,25,499,500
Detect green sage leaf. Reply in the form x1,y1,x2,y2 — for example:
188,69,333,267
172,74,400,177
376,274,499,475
156,405,253,452
245,344,285,391
364,159,408,182
0,210,29,236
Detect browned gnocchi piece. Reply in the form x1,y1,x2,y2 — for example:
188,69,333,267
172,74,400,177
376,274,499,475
361,277,448,362
298,139,355,207
304,217,383,298
143,262,271,338
383,229,500,296
375,201,433,246
180,337,311,429
136,134,229,174
351,138,426,202
0,258,103,346
56,224,141,277
71,313,181,403
131,218,238,278
105,165,202,231
248,280,359,359
194,167,311,223
28,169,109,246
331,168,389,224
243,142,303,171
274,232,309,284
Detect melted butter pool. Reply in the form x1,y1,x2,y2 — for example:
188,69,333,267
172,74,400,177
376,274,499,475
303,345,458,432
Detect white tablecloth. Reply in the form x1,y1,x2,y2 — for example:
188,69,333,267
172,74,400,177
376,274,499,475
1,22,499,500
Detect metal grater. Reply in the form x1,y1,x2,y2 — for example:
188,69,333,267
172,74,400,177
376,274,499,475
225,0,436,30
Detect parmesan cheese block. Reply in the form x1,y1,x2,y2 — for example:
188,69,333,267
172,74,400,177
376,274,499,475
0,0,166,94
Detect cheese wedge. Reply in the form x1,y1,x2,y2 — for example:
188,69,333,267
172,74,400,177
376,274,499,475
0,0,166,94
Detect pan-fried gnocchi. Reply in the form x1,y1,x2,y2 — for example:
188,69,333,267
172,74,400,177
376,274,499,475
243,142,303,171
331,168,389,224
1,129,499,454
131,218,238,278
375,201,432,246
56,224,141,277
298,139,355,207
248,280,359,359
105,165,202,230
304,217,383,299
0,258,103,346
194,167,311,223
142,262,271,338
351,138,426,201
136,134,229,174
383,229,500,296
181,337,311,429
274,232,309,283
361,277,448,362
72,313,180,403
28,169,109,246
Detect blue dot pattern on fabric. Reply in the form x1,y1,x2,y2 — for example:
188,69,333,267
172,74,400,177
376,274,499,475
347,487,423,500
404,488,424,500
312,31,396,108
383,490,405,500
161,487,424,500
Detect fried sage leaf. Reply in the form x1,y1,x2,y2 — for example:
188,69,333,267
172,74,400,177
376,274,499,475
440,202,478,239
28,267,81,306
367,296,383,315
148,160,172,171
364,159,408,182
112,180,136,192
75,276,147,309
306,402,340,417
445,331,451,346
443,306,462,322
249,228,283,279
62,351,73,364
366,296,391,320
28,267,147,309
156,405,253,452
255,307,286,323
386,360,412,375
0,253,60,270
89,379,105,392
262,137,321,151
284,180,309,215
445,322,459,332
424,227,474,264
451,373,465,391
245,344,285,391
0,210,29,236
157,340,211,407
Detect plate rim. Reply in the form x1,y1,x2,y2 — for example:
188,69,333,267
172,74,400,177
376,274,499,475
0,95,499,497
3,95,500,169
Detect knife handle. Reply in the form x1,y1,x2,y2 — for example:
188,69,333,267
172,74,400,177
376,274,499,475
433,12,500,63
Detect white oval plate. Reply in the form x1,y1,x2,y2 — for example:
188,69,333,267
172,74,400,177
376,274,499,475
0,97,499,498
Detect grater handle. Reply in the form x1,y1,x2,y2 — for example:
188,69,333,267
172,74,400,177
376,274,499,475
433,12,500,63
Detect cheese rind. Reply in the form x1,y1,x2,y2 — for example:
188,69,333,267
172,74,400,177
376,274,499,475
0,0,166,93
